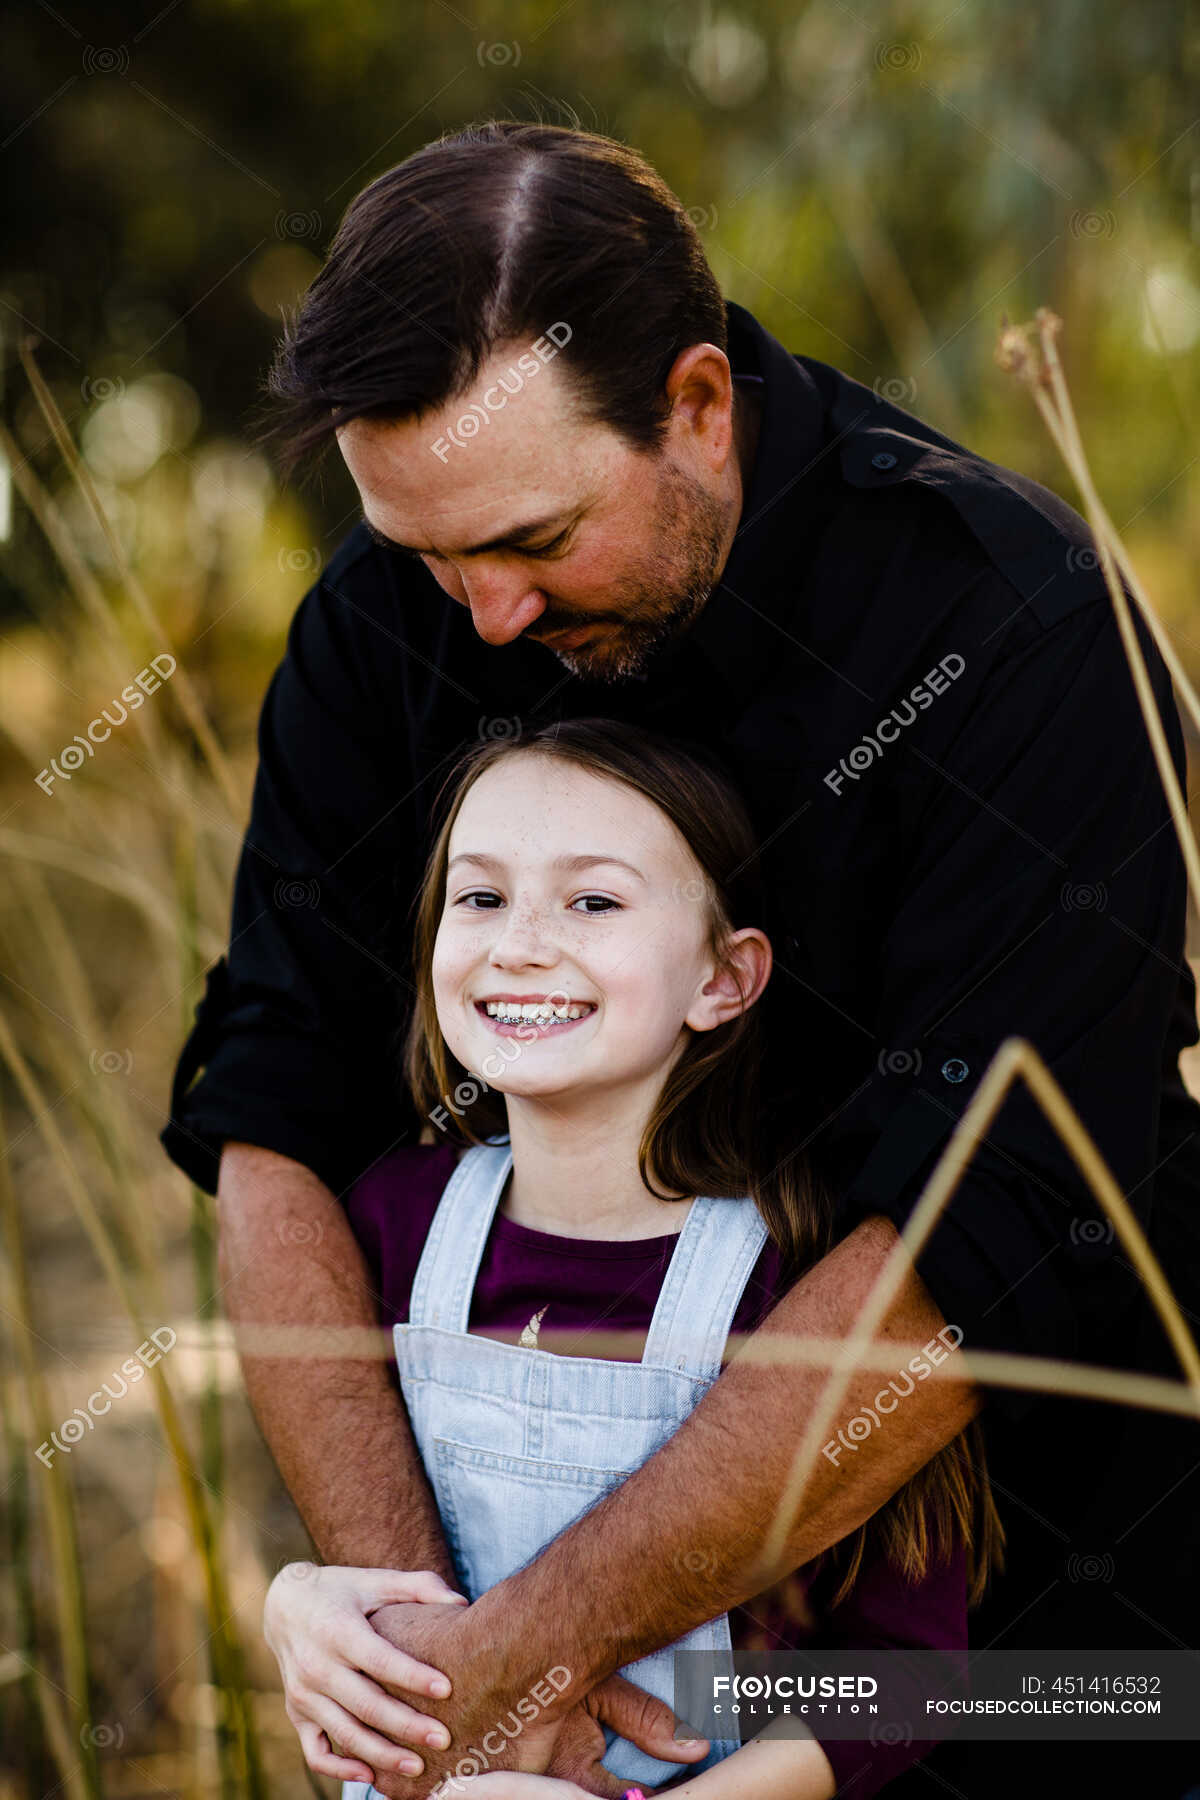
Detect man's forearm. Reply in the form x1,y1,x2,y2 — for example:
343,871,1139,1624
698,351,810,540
458,1213,980,1708
216,1140,455,1578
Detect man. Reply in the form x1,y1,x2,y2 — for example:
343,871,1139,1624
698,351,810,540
163,119,1200,1796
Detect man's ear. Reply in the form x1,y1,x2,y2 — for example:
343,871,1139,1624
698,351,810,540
687,927,773,1032
661,339,737,476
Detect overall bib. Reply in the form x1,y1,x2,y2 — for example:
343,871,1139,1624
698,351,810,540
344,1140,768,1796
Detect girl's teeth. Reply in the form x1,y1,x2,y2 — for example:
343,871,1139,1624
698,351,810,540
482,1001,592,1023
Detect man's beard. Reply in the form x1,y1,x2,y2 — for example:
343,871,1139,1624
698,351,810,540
538,457,731,684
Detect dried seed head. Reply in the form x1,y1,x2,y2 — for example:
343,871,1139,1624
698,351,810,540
994,317,1035,381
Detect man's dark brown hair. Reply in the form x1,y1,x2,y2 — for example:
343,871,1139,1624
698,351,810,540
252,117,728,484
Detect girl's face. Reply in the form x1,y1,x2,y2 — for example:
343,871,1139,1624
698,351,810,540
431,753,770,1106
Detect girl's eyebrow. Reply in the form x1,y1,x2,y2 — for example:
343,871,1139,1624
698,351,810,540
447,850,648,884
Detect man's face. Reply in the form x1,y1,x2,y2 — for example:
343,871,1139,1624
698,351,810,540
335,337,742,683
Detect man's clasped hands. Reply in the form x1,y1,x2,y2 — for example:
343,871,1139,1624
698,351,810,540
264,1563,712,1799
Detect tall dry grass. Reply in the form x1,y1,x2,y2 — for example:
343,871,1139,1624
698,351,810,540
0,336,312,1799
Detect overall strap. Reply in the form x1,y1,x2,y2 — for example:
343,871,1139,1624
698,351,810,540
407,1142,513,1331
408,1142,768,1376
641,1193,769,1380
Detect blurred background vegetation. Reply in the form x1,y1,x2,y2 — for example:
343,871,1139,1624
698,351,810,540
1,0,1198,1794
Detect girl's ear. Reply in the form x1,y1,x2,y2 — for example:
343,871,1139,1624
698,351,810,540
687,927,773,1032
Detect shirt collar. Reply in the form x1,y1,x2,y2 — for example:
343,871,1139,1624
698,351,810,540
658,300,839,703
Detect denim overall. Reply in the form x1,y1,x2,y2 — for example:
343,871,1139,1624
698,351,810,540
344,1140,767,1797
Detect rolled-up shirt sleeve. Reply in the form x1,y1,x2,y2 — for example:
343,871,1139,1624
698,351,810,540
160,550,423,1197
823,591,1190,1426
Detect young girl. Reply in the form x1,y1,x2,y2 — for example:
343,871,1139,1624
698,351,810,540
264,716,1003,1799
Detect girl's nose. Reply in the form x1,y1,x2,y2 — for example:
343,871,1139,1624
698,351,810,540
487,910,558,967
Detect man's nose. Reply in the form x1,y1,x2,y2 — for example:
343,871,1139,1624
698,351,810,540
458,565,548,645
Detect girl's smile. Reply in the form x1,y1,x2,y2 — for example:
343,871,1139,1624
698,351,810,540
473,996,599,1038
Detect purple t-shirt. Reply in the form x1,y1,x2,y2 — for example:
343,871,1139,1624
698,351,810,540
345,1144,967,1797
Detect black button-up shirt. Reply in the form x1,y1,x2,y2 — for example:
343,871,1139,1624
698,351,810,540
161,301,1200,1705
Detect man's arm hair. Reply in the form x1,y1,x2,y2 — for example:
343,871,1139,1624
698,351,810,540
216,1140,456,1578
437,1212,980,1710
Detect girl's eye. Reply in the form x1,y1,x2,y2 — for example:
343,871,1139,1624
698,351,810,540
451,891,620,913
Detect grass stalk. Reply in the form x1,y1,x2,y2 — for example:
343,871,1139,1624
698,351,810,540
0,1104,102,1800
0,1006,266,1797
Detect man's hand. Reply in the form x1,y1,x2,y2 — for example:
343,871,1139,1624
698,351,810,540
546,1675,708,1796
364,1602,709,1798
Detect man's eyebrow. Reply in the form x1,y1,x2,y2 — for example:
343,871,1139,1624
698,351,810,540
361,509,572,558
446,851,648,883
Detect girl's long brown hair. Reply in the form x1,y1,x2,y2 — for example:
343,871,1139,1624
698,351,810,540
403,717,1005,1610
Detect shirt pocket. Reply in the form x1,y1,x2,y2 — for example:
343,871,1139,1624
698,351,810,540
432,1436,635,1600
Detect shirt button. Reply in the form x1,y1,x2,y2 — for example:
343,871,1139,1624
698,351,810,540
871,451,898,471
941,1058,970,1084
